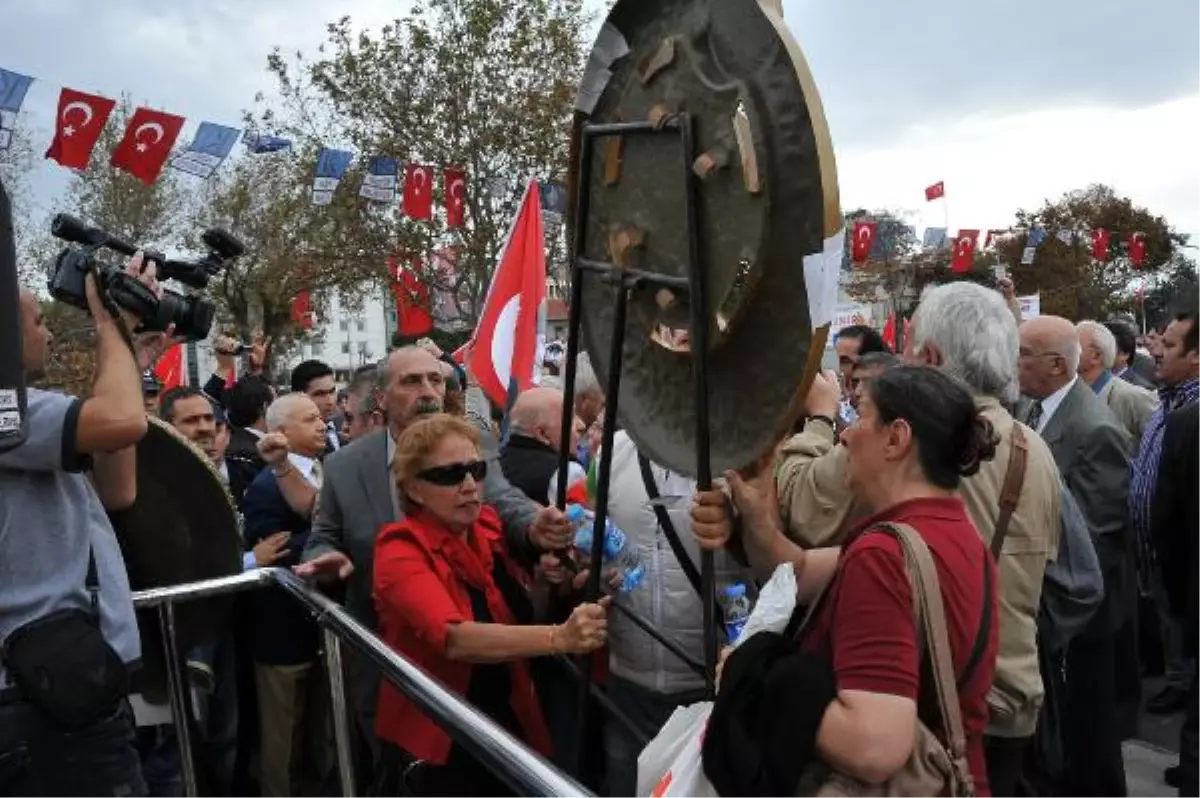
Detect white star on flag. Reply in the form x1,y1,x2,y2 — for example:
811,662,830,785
63,125,75,137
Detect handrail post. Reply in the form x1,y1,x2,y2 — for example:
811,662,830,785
158,601,199,797
323,628,357,797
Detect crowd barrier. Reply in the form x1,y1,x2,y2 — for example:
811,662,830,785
131,567,591,797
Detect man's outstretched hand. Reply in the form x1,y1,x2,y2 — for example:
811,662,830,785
293,550,354,582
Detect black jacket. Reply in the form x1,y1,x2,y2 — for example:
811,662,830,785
1151,402,1198,647
225,426,267,509
241,467,319,665
500,434,561,507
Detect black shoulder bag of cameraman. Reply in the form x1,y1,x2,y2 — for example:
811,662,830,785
1,545,128,728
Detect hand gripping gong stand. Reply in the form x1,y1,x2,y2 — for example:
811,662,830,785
554,112,719,773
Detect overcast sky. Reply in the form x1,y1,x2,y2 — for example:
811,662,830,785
4,0,1198,243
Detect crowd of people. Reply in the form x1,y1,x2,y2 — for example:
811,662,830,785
1,251,1196,798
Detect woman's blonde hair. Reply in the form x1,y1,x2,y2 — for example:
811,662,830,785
393,413,482,485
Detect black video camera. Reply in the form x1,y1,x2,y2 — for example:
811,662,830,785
46,214,245,341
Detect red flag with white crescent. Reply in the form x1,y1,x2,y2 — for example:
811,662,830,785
951,229,979,273
1091,228,1111,260
1129,232,1146,267
388,256,434,337
851,221,877,264
464,182,546,406
152,344,186,392
291,290,314,330
403,163,434,220
924,181,945,202
444,167,467,228
112,106,186,185
45,88,117,170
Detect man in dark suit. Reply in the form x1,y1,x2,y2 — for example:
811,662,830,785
220,375,274,508
1152,403,1199,794
298,345,573,777
241,393,330,797
1019,315,1132,796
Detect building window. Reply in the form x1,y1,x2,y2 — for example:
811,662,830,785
339,319,349,332
357,341,368,354
356,319,365,332
341,342,350,354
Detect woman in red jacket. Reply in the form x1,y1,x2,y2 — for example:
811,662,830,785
373,413,608,795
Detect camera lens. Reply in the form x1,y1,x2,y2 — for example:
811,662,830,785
157,292,215,340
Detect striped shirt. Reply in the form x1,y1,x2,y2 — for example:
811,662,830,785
1130,378,1199,575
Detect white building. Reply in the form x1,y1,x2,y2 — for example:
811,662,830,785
287,290,393,383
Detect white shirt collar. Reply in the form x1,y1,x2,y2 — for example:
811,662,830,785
1034,376,1076,432
288,452,322,488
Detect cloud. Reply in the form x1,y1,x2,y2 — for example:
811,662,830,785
783,0,1199,147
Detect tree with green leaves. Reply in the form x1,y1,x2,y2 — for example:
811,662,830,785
995,183,1188,320
251,0,590,324
189,144,396,371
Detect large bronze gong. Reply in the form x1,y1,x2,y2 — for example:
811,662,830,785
108,416,241,696
569,0,842,476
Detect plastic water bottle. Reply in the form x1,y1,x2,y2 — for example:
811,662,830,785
721,582,752,643
566,504,646,592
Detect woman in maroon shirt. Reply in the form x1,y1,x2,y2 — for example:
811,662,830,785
373,414,608,795
694,364,1001,794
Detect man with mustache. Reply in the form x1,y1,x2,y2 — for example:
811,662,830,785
160,386,220,462
298,345,572,783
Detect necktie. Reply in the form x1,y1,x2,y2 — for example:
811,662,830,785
1026,400,1044,431
310,460,324,489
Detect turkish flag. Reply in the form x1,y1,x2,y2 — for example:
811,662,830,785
924,181,945,202
1129,232,1146,267
152,344,187,392
951,229,979,273
389,256,434,337
1091,228,1111,260
45,88,116,170
404,163,434,220
444,167,467,228
112,107,185,185
881,313,897,351
851,221,877,264
984,229,1005,249
291,290,313,330
465,182,547,406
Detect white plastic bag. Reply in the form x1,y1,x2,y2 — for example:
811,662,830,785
734,563,798,645
636,565,799,796
636,701,718,797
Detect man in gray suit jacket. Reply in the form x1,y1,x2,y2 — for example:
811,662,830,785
1019,315,1132,796
1078,321,1159,445
297,346,572,766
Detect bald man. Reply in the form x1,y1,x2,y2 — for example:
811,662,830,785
1018,315,1133,796
500,386,586,505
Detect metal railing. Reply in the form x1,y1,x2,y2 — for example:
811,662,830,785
132,567,590,798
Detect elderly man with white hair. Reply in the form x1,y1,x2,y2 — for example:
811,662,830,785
775,281,1066,795
242,392,330,797
1077,319,1158,444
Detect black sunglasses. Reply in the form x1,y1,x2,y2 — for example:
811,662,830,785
416,460,487,486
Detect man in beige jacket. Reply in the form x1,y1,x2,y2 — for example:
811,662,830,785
776,281,1062,795
1077,320,1158,447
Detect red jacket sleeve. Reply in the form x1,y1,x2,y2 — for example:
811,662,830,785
829,536,919,699
374,526,466,652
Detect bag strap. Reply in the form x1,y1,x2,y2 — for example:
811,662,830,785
957,551,992,689
992,424,1029,559
638,453,705,597
876,522,970,762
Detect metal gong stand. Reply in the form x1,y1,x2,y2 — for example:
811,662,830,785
554,111,719,774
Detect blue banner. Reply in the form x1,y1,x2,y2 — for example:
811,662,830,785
0,67,34,151
243,130,291,154
171,122,240,179
312,147,354,205
359,156,398,203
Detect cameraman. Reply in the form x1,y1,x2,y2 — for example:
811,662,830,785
0,254,173,797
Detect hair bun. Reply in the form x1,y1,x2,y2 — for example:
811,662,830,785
958,414,999,478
